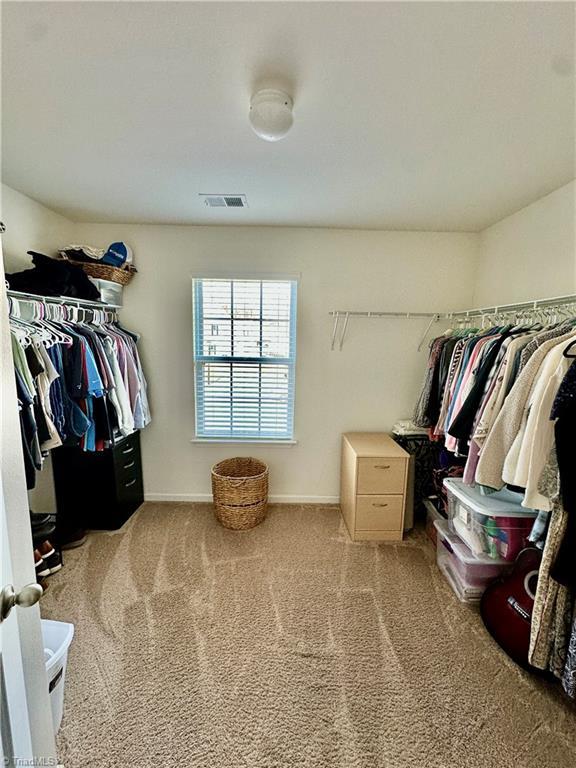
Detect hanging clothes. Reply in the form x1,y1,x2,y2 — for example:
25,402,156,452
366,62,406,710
8,298,151,491
549,359,576,589
15,366,42,489
413,310,576,696
475,326,576,489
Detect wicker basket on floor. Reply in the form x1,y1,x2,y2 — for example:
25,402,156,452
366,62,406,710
211,457,269,530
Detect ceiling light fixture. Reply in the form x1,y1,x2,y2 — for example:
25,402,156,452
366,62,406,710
249,89,293,142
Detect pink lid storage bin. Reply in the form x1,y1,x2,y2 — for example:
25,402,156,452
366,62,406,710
443,478,537,561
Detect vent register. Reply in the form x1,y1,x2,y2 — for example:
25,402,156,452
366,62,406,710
200,194,248,209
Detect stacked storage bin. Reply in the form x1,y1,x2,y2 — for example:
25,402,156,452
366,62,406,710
434,479,538,604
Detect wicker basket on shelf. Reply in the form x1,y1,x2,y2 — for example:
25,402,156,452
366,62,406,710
67,259,137,286
211,457,269,530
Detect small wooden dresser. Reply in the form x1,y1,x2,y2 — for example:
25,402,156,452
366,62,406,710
340,432,410,542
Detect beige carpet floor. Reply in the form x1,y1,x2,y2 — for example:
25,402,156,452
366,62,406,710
42,503,576,768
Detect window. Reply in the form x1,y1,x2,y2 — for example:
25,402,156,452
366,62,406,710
193,278,297,441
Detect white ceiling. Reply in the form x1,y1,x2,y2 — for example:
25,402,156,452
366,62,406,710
2,1,575,231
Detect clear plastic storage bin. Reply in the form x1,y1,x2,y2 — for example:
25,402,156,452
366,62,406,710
437,557,485,603
424,498,445,547
443,478,537,561
434,519,509,597
88,277,123,306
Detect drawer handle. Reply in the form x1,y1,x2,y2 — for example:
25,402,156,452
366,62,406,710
125,479,137,488
372,503,388,508
122,446,134,455
124,461,135,470
374,465,391,469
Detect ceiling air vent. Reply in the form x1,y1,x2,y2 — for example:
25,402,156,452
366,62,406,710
200,194,248,209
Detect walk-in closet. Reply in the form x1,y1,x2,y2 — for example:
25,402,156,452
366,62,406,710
1,2,575,767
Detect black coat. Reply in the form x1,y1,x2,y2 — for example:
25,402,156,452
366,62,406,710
6,251,101,301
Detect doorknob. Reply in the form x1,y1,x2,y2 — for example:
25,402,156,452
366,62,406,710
0,583,43,623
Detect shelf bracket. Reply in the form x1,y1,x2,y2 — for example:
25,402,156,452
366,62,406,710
330,312,340,351
339,312,350,351
417,314,440,352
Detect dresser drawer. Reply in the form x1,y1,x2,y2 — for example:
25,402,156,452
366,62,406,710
356,495,404,530
357,457,406,494
116,464,143,502
113,432,140,465
115,454,139,483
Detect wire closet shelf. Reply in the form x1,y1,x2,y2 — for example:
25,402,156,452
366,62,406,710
6,288,120,323
329,293,576,351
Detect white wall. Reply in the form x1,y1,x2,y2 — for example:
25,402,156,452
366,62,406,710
474,180,576,306
1,182,479,504
0,185,76,510
70,222,478,501
4,179,574,503
1,184,74,272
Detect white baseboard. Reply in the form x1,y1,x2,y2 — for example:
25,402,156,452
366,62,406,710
144,492,340,505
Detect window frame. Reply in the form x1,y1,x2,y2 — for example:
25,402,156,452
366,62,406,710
192,275,298,444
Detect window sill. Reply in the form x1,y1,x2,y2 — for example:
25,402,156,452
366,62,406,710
190,438,298,446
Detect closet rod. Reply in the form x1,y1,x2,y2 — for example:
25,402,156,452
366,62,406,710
447,293,576,318
330,293,576,350
6,288,121,311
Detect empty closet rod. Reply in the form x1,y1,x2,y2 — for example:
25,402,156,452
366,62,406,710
329,311,440,351
329,293,576,351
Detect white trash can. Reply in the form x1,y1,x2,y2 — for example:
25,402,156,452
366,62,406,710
41,619,75,733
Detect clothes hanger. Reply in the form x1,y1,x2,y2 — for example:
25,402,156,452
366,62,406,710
26,301,58,346
7,297,37,348
563,339,576,358
563,326,576,358
40,303,75,346
560,303,576,357
27,300,67,347
39,318,70,347
9,317,34,348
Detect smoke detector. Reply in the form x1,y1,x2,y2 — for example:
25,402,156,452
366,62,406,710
249,89,293,142
200,194,248,209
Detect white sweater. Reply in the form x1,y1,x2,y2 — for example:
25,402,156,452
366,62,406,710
501,333,576,508
475,328,576,489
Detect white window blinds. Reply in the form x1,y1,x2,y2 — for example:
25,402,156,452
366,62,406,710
193,278,297,440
